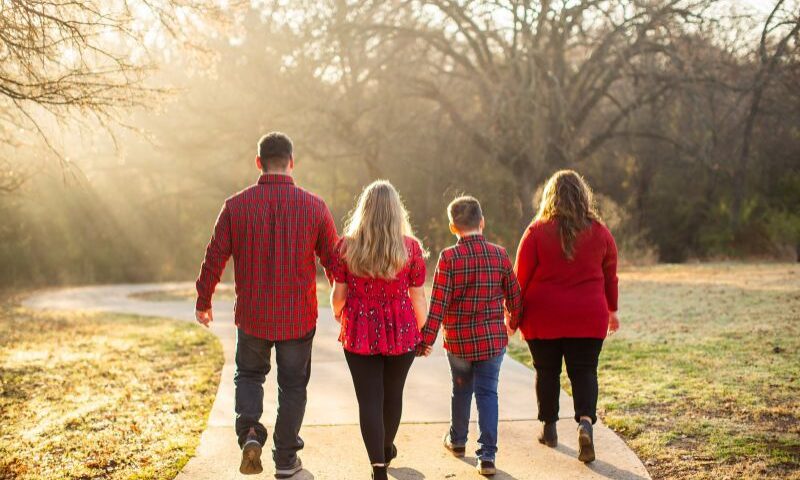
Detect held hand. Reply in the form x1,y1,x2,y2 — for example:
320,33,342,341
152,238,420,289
416,344,432,357
608,311,620,335
195,309,213,328
505,323,517,338
504,312,517,338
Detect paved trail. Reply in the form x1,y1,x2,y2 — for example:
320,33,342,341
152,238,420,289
25,284,650,480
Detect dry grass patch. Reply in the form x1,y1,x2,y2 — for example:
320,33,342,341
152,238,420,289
508,263,800,480
0,301,223,480
130,281,332,307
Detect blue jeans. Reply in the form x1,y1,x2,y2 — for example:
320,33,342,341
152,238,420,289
234,327,314,468
447,349,504,461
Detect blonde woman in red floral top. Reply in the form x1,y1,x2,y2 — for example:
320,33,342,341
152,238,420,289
330,180,428,480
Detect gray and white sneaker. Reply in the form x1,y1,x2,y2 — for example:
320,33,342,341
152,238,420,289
443,433,466,458
477,460,497,476
239,428,263,475
274,457,303,479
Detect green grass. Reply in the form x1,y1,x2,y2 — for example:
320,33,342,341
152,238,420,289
508,263,800,479
0,300,224,480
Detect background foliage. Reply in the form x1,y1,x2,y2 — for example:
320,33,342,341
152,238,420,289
1,1,798,287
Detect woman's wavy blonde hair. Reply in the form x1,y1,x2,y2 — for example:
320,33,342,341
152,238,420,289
343,180,425,279
535,170,601,260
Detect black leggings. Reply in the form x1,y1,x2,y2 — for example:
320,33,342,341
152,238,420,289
344,350,415,464
527,338,604,424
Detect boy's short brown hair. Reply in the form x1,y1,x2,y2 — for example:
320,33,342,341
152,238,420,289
448,196,483,231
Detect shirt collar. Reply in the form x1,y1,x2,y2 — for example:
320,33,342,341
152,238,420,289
457,233,485,245
258,173,294,185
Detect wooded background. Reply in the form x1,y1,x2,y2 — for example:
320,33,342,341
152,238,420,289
1,0,798,287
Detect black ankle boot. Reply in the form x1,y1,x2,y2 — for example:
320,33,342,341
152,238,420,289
537,421,558,447
372,465,388,480
385,444,397,466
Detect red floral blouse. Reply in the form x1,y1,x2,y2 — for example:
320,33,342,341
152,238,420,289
332,236,426,356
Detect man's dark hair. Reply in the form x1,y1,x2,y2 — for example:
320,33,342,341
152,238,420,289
448,195,483,230
258,132,293,171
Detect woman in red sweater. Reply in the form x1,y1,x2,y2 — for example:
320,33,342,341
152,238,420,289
511,170,619,464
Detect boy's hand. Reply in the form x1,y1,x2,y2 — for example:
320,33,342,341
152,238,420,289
505,323,516,337
195,309,213,328
504,311,517,337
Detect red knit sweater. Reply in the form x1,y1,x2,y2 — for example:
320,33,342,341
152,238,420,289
512,219,618,340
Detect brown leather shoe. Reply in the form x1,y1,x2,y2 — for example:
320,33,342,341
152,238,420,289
239,427,263,475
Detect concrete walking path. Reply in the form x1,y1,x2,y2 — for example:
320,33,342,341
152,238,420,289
25,284,650,480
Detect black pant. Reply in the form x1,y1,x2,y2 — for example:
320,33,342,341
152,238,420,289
527,338,604,424
344,350,415,464
234,327,314,468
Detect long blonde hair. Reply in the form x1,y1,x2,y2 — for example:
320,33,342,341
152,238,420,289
535,170,601,260
343,180,421,279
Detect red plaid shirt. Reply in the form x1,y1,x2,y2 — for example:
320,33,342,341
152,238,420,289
420,234,522,361
196,174,339,340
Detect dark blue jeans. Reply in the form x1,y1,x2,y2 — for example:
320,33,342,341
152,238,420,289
234,327,314,468
447,349,504,461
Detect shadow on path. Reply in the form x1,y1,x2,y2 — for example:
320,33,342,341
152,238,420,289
457,456,521,480
388,466,425,479
555,444,650,480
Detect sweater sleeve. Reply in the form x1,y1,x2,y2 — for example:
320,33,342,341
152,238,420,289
602,226,619,312
513,225,538,300
501,252,523,329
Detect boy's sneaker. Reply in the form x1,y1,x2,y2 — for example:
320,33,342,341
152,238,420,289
577,419,596,463
239,428,263,475
442,433,466,458
274,457,303,479
477,460,496,476
538,421,558,447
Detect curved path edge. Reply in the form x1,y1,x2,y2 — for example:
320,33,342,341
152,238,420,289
24,284,651,480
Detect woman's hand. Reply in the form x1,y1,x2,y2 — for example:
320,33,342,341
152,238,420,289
409,286,428,330
505,323,516,338
608,311,620,335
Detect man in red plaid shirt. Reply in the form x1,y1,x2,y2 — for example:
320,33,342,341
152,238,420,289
195,132,338,477
418,196,521,477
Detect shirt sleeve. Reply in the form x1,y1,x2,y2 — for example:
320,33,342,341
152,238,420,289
420,252,452,347
196,203,233,311
408,240,427,287
330,238,349,283
501,252,523,329
514,224,538,300
603,227,619,312
315,201,339,277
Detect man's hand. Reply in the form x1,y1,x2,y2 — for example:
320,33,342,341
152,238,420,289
608,311,620,335
416,344,432,357
195,309,213,328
